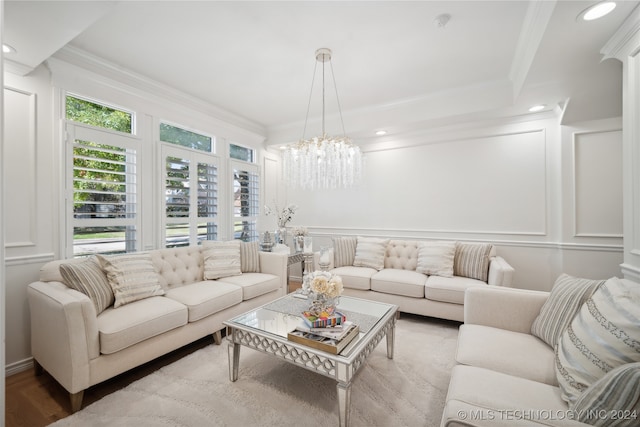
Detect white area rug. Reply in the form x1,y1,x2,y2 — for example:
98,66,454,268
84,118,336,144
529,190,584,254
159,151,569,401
51,316,459,427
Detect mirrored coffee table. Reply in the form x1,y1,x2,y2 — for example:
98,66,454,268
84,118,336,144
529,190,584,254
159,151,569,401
223,294,398,427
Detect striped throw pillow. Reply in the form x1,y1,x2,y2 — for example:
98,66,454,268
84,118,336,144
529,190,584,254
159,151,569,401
555,277,640,405
59,256,114,314
353,237,389,271
573,362,640,426
240,241,260,273
97,253,164,308
416,241,456,277
531,274,604,348
202,240,242,280
453,242,493,282
332,236,357,267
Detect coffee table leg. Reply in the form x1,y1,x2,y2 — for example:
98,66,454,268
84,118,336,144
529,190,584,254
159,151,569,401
337,381,352,427
386,322,395,359
228,340,240,382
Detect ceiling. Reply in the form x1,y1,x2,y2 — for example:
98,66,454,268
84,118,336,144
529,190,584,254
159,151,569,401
4,1,639,147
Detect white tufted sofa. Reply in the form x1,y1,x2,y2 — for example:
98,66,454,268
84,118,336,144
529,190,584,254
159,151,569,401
322,239,514,322
27,245,287,412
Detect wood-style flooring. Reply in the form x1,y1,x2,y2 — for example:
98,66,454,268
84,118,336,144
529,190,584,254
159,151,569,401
6,281,303,427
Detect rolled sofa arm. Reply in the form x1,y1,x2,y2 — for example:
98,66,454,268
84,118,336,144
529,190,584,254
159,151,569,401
258,251,288,293
27,281,100,394
487,256,514,286
464,286,549,334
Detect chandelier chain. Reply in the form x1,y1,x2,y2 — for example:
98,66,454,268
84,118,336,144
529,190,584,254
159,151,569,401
330,60,347,138
301,60,318,141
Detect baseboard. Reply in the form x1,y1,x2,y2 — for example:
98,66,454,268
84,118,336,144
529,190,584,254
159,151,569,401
6,357,34,377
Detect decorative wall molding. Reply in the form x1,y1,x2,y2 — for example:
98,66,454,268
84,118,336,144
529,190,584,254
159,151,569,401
4,252,56,267
5,357,33,377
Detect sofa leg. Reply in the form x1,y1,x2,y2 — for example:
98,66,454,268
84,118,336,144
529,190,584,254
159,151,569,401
396,311,401,320
69,390,84,413
33,359,44,376
213,330,222,345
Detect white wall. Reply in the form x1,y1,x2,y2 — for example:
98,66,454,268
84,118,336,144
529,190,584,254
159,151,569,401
282,116,623,291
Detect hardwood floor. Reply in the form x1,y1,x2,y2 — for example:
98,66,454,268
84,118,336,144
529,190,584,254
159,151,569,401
5,281,303,427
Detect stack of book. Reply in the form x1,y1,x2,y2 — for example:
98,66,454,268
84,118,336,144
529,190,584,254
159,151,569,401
287,312,360,354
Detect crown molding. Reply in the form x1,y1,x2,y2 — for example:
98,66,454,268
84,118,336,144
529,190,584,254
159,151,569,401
52,45,266,139
601,3,640,60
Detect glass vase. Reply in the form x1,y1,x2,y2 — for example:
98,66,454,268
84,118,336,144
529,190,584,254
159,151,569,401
309,292,339,316
294,236,304,253
278,227,288,246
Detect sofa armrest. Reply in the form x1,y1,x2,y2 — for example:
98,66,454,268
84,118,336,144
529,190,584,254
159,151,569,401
464,286,549,334
27,281,100,393
487,256,514,286
258,251,288,293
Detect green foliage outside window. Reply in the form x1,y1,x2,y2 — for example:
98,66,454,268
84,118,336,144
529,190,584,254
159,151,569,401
66,95,132,133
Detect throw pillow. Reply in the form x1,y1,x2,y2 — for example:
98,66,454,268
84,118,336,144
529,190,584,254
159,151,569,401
531,274,605,348
240,241,260,273
59,256,114,314
353,236,389,270
555,277,640,405
416,241,456,277
453,242,493,282
97,253,164,308
202,240,242,280
572,362,640,427
332,236,357,267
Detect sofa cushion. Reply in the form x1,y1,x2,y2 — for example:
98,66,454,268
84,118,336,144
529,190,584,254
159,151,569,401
453,242,493,282
556,277,640,405
531,274,604,349
384,240,419,270
59,256,114,314
165,281,243,322
150,246,204,290
442,365,571,427
332,236,357,267
456,324,558,386
240,241,260,273
202,240,242,280
371,269,426,298
331,266,376,290
416,241,456,277
97,253,165,308
353,236,389,270
572,362,640,426
97,296,187,354
216,273,280,300
425,275,485,304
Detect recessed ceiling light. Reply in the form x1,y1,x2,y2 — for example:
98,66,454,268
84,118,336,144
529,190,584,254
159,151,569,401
529,104,546,113
2,44,16,54
578,1,616,21
375,130,387,136
279,146,287,150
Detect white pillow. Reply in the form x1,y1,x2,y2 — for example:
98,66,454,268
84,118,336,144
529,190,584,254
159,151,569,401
555,277,640,405
202,240,242,280
97,253,164,308
416,241,456,277
353,237,389,271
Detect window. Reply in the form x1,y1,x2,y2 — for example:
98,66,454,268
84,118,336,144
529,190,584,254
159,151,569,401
66,95,139,257
66,95,133,134
163,146,219,248
231,160,259,242
230,143,255,162
160,122,213,153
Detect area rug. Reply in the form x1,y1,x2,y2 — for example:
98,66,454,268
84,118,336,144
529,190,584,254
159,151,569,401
51,315,459,427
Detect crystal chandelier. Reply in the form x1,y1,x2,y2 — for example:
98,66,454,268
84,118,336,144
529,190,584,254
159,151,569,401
282,48,362,190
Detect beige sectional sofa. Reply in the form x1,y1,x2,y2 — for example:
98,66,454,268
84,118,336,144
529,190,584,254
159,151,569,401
320,237,514,322
442,276,640,427
27,243,287,412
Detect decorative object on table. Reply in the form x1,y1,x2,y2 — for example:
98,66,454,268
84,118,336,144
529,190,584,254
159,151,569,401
264,203,298,245
318,246,331,271
281,48,363,190
305,270,343,315
287,321,359,354
301,310,346,328
293,226,308,253
259,231,274,252
303,235,313,253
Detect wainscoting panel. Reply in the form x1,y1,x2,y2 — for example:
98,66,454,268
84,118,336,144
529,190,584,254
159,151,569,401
573,130,622,238
4,87,37,248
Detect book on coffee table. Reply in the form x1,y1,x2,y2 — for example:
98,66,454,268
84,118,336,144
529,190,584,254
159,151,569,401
301,311,347,329
287,322,360,354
